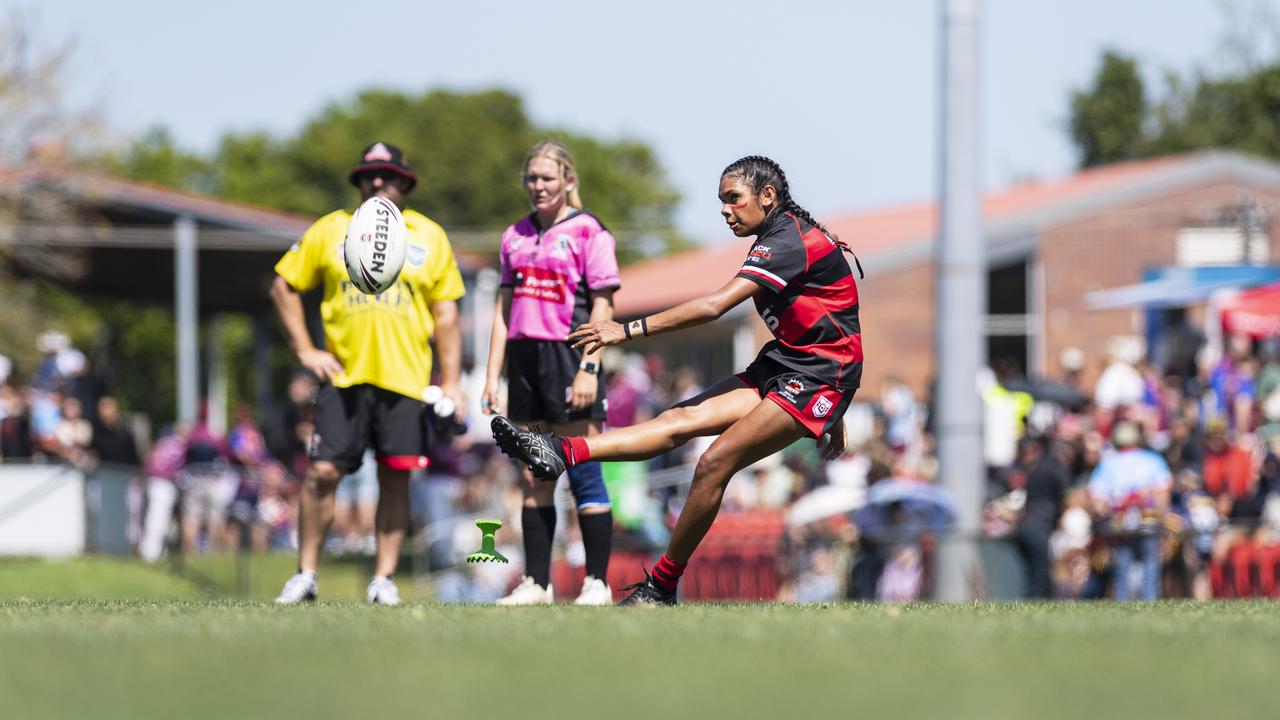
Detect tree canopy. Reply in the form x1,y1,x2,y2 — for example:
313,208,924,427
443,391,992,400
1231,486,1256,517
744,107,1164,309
94,88,683,261
1069,45,1280,168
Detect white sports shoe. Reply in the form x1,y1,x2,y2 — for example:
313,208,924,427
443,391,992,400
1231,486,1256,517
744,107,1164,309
496,576,554,605
573,575,613,606
367,576,401,605
275,572,318,604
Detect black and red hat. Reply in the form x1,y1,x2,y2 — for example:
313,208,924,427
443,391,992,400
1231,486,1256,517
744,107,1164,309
348,141,418,192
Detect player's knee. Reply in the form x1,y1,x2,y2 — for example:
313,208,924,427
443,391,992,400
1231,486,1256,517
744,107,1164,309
693,447,733,485
308,462,343,490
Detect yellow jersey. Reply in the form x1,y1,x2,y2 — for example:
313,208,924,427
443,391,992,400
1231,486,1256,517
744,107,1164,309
274,208,465,400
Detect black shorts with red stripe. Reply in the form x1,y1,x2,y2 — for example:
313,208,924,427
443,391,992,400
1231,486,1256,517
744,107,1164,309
735,350,856,438
310,383,428,472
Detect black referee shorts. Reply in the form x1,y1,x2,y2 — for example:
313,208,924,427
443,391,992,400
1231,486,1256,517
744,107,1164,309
506,339,607,424
309,383,428,472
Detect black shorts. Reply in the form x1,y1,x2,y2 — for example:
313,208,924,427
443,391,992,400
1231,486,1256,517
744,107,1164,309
736,353,855,438
310,383,428,472
506,339,607,424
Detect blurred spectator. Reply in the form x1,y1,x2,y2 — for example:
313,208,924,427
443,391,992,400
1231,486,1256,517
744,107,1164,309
90,396,139,467
605,353,653,429
30,389,62,456
179,417,237,554
0,354,11,386
0,383,32,461
1087,420,1172,600
1256,339,1280,400
1201,418,1254,519
1208,333,1257,432
879,375,923,453
139,425,188,562
331,450,378,555
264,371,316,479
1005,436,1070,598
54,395,93,467
1059,347,1086,393
1095,336,1145,416
30,331,70,393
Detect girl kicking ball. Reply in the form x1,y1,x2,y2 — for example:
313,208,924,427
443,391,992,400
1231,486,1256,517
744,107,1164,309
492,155,863,605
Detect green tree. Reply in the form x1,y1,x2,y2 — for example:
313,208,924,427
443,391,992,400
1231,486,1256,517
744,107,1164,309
1069,51,1148,167
94,88,684,256
100,126,213,192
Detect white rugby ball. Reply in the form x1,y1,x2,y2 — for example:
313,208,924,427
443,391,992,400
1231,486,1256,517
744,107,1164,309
344,196,407,294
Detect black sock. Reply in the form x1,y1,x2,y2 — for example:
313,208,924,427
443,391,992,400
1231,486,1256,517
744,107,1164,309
522,506,557,588
579,510,613,582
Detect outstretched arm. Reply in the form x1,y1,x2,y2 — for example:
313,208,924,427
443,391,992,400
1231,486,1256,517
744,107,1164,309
569,277,760,354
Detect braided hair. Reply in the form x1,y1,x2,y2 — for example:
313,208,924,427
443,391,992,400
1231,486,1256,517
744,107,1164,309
721,155,861,277
721,155,828,235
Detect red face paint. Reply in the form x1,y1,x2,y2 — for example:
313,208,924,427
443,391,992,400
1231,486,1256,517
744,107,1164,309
728,201,749,209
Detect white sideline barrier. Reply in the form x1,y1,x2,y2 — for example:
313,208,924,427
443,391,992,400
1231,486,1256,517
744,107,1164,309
0,464,86,557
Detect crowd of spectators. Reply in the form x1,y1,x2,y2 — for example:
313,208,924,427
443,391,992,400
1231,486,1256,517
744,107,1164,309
8,324,1280,603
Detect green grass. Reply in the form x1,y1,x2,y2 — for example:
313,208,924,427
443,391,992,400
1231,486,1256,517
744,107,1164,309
0,554,429,602
1,601,1278,720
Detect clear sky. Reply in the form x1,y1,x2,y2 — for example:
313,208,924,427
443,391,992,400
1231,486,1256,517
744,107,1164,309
9,0,1264,237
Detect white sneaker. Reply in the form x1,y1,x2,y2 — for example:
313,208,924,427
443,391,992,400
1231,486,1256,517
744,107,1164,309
275,572,318,604
367,576,401,605
496,576,554,605
573,575,613,606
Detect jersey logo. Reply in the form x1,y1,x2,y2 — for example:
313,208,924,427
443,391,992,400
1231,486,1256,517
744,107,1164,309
749,245,772,260
553,234,573,258
813,395,833,418
513,266,567,304
407,244,425,267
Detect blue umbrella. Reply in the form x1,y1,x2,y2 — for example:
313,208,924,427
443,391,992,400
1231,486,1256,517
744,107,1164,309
852,479,958,539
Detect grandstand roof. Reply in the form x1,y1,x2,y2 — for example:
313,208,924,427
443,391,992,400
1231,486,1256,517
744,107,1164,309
0,165,487,312
615,150,1280,316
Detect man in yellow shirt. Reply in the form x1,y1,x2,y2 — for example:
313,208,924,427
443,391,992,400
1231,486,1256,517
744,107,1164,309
271,142,466,604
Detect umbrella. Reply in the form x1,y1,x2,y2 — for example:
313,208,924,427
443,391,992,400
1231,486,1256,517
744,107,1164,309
1004,376,1088,409
852,479,957,539
786,484,866,528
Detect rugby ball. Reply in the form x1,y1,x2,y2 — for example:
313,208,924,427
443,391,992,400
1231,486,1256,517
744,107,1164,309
344,196,407,294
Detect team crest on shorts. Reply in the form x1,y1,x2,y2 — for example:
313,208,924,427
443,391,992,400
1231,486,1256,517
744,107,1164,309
813,395,833,418
779,378,804,403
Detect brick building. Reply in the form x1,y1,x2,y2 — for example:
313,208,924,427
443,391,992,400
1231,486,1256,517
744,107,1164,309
616,150,1280,397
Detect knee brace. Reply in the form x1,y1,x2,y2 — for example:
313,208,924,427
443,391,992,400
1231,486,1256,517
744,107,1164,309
566,461,610,510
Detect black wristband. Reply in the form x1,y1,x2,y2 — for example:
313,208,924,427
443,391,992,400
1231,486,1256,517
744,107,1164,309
640,317,650,337
623,322,633,340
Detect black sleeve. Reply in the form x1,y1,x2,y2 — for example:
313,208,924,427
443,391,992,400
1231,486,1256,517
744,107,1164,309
734,229,806,292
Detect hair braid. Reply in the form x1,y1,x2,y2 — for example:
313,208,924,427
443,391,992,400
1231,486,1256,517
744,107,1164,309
721,155,829,235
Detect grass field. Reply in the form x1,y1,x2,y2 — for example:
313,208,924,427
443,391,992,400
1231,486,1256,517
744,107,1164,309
2,600,1278,720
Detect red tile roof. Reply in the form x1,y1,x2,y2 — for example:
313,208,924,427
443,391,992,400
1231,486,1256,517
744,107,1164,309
616,153,1210,316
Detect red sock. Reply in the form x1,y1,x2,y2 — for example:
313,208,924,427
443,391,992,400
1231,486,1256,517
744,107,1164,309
559,436,591,467
651,554,686,591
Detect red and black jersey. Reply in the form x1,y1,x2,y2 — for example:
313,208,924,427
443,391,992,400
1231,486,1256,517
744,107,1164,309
735,210,863,390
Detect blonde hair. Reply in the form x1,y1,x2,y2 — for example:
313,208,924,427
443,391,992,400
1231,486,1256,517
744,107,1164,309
524,141,582,210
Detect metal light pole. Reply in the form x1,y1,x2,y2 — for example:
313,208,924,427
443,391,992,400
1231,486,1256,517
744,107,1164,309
934,0,986,601
175,214,199,425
